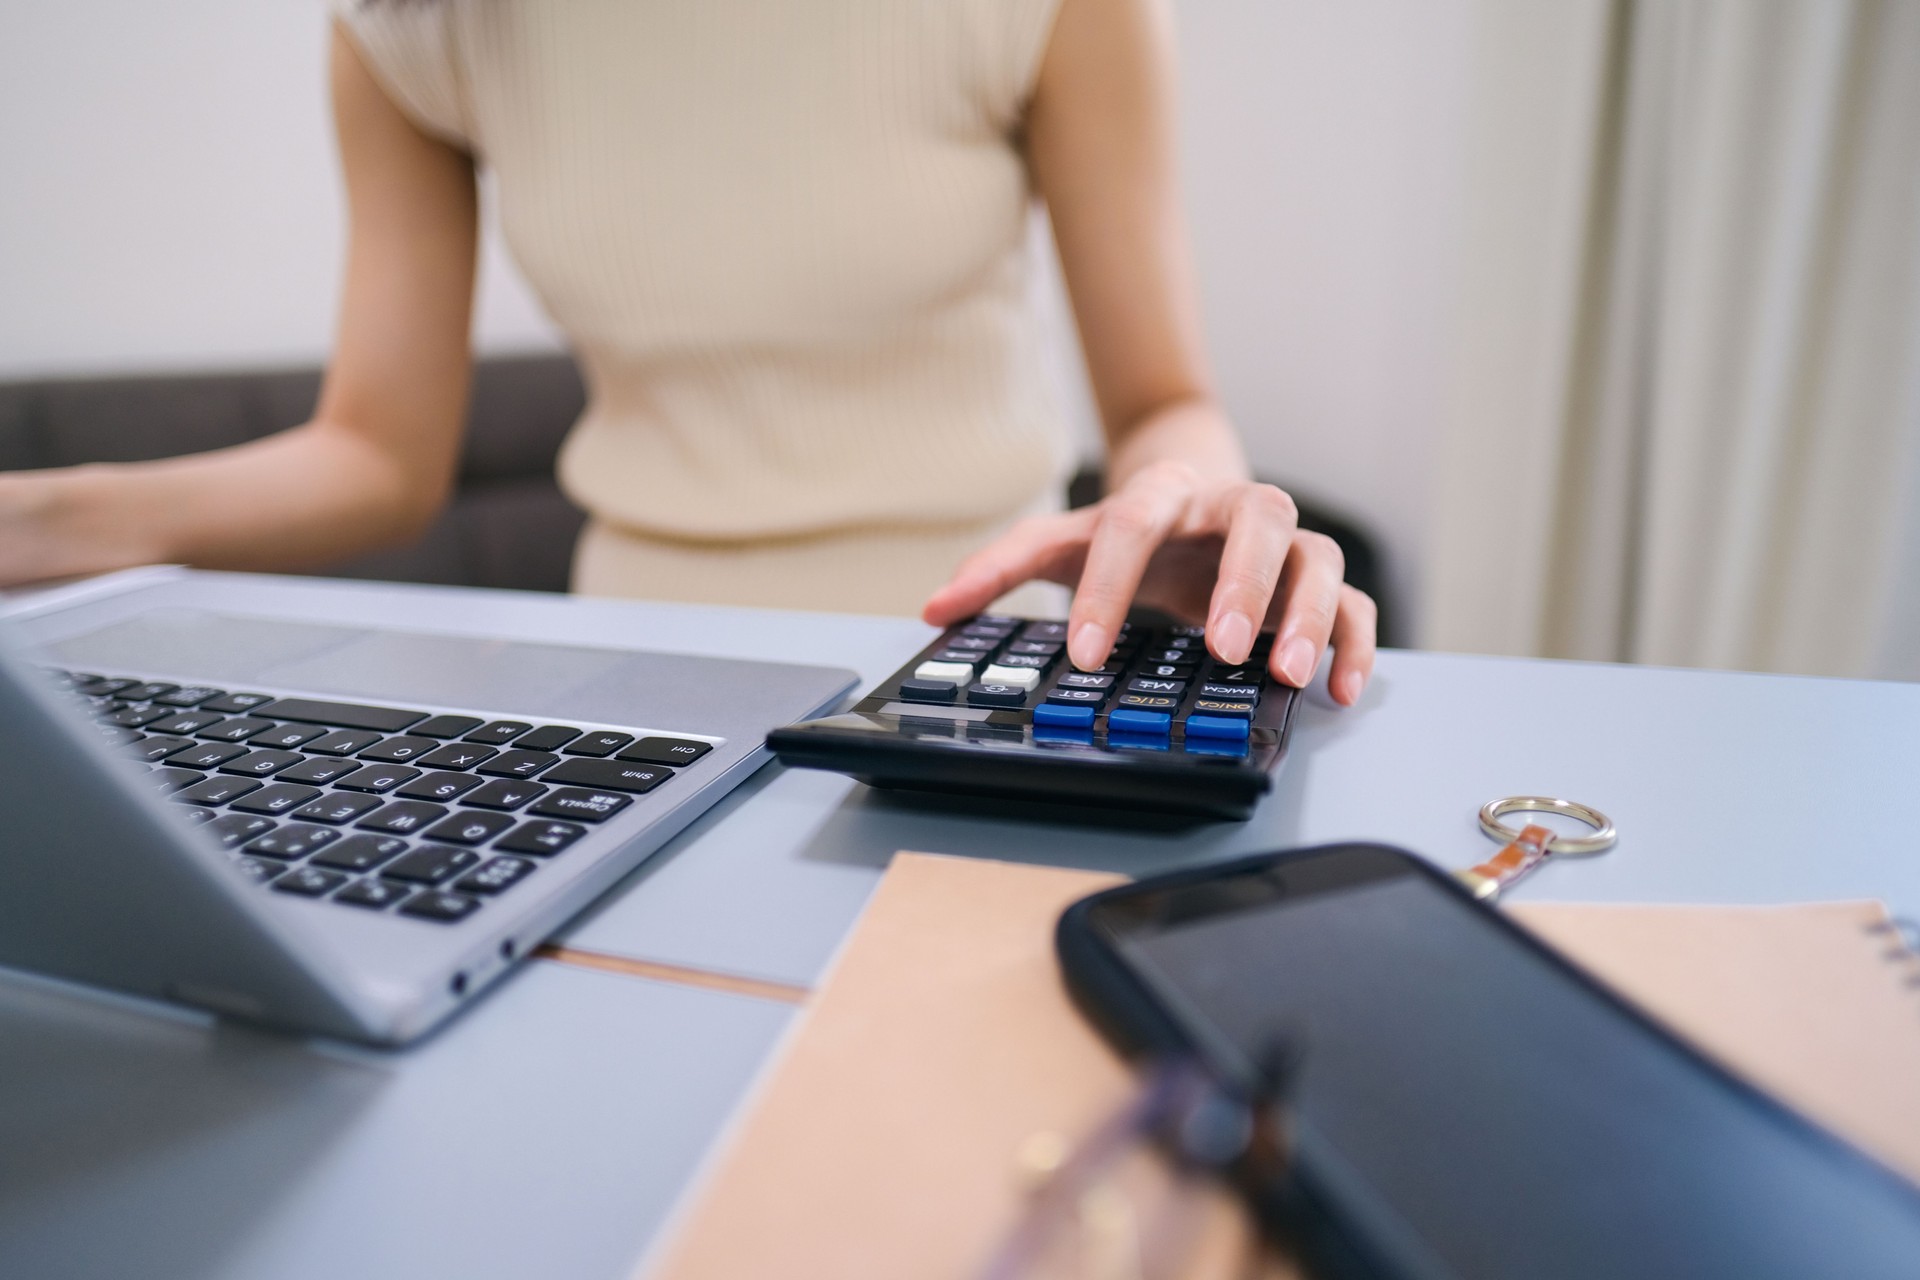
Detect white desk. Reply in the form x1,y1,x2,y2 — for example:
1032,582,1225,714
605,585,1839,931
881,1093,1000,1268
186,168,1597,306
4,569,1917,1279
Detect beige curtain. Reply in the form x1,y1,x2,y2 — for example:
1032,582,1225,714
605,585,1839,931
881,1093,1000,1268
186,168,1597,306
1424,0,1920,678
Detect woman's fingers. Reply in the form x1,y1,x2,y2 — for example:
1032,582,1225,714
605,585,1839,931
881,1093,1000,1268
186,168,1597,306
1065,465,1196,669
1327,584,1378,705
1202,483,1296,666
921,510,1093,626
1267,531,1346,688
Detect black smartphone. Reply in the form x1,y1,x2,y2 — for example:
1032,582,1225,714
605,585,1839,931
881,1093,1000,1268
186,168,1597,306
1056,842,1920,1280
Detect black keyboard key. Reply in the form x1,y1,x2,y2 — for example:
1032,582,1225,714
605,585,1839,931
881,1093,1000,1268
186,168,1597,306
411,714,485,739
1006,640,1062,656
421,811,516,845
415,742,499,771
1021,621,1070,641
540,758,672,794
1043,687,1106,707
382,846,482,885
944,635,999,653
94,724,142,746
334,764,422,794
179,806,219,824
248,723,327,750
205,813,276,847
304,729,385,757
961,620,1017,638
273,866,349,896
118,681,179,703
561,731,633,758
399,890,481,923
1207,668,1262,686
357,735,439,764
1056,671,1115,691
197,717,278,743
897,679,957,703
475,750,558,780
277,755,364,786
247,824,341,860
148,765,205,792
1200,682,1260,701
932,649,986,664
128,734,194,763
173,776,263,806
529,788,632,823
514,725,582,753
80,677,138,697
356,800,448,835
1126,677,1188,697
1138,662,1197,680
219,749,303,778
201,691,274,714
1189,698,1255,720
1116,693,1181,713
463,720,532,746
147,711,222,736
154,685,224,708
291,792,383,825
259,698,426,733
334,877,411,909
230,783,325,816
233,855,284,884
460,779,548,811
454,856,537,895
310,834,409,872
497,819,587,856
105,705,169,728
617,736,714,767
397,771,486,803
166,741,249,771
991,653,1051,670
966,682,1027,708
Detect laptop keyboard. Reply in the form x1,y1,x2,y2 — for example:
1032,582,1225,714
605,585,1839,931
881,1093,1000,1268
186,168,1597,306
45,670,721,924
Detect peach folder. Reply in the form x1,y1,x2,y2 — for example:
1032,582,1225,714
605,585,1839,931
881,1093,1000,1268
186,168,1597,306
647,853,1920,1280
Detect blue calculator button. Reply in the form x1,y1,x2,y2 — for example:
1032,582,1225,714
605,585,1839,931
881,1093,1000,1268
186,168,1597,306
1183,714,1250,741
1033,703,1096,729
1107,707,1172,735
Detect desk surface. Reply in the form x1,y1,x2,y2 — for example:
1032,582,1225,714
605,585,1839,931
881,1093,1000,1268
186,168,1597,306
5,569,1918,1280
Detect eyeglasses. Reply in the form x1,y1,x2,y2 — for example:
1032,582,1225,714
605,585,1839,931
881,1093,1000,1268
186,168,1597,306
980,1045,1300,1280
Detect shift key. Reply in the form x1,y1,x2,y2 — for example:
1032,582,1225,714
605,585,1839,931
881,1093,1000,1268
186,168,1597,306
540,758,675,794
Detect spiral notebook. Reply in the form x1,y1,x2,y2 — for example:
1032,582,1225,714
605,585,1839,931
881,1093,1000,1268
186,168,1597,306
644,853,1920,1280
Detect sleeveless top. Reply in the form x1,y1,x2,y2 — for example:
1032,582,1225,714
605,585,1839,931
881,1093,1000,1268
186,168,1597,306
333,0,1073,611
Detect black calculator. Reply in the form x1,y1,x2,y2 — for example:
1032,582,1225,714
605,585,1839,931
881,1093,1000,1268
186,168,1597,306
767,613,1298,819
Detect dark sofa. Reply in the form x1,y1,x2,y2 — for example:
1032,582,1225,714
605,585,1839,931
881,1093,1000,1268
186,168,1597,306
0,354,1392,639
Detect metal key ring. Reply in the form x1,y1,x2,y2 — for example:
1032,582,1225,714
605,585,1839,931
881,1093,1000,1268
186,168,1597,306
1478,796,1616,856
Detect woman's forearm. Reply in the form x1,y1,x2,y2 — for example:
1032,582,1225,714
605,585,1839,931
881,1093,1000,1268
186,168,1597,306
0,418,447,585
1103,395,1251,493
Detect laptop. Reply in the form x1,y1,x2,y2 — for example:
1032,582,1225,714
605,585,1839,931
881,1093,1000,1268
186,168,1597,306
0,569,858,1045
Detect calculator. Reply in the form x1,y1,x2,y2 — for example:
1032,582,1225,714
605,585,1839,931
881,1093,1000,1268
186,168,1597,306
767,614,1298,819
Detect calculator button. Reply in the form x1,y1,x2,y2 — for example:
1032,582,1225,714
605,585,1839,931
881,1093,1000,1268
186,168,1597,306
1200,682,1260,701
230,783,325,816
1033,703,1096,729
291,792,384,825
944,635,999,653
931,649,987,665
1020,621,1070,641
960,621,1016,639
542,759,673,794
498,820,588,856
979,665,1040,691
1126,677,1188,697
1139,663,1197,680
898,679,958,703
1140,649,1193,665
399,890,482,923
966,682,1028,708
310,834,409,872
1044,687,1107,706
1058,672,1114,691
1116,693,1180,712
514,725,583,753
1108,707,1173,735
617,736,714,766
334,877,410,909
915,660,975,684
1183,713,1251,741
461,779,549,810
1207,669,1262,686
529,788,632,822
1190,698,1255,720
1005,640,1062,657
410,714,486,739
561,731,634,758
454,856,538,895
991,653,1052,670
464,720,534,746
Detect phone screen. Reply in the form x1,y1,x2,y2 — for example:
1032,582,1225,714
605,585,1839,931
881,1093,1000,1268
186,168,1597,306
1104,846,1920,1280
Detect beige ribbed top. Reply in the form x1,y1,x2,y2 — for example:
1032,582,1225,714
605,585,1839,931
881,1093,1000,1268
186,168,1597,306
335,0,1072,563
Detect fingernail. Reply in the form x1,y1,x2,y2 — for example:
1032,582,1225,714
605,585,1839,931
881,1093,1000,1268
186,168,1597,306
1070,621,1110,671
1277,636,1317,687
1210,612,1253,665
1338,670,1364,705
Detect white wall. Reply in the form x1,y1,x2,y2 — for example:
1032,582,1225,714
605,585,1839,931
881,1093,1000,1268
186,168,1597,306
0,0,1477,642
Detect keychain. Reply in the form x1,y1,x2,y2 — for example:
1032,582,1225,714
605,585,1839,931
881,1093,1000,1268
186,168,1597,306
1456,796,1617,902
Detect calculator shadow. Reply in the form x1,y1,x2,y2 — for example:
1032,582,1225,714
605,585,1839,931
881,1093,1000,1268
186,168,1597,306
0,975,381,1280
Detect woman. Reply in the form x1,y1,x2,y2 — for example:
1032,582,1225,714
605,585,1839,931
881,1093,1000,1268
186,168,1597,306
0,0,1375,702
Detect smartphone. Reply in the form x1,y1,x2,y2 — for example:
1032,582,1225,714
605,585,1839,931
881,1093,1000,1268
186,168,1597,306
1056,842,1920,1280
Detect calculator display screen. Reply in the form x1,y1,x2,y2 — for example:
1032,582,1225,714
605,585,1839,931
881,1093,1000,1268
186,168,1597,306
1108,847,1920,1280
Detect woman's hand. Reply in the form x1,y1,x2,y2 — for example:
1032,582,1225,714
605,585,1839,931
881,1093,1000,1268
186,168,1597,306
923,461,1377,705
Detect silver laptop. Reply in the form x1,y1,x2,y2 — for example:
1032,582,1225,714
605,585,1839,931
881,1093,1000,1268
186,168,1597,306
0,571,857,1045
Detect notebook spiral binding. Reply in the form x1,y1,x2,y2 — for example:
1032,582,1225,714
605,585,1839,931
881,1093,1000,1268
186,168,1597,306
1863,917,1920,995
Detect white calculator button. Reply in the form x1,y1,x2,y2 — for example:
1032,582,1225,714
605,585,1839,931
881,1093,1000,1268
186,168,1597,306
914,660,975,684
980,664,1040,691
